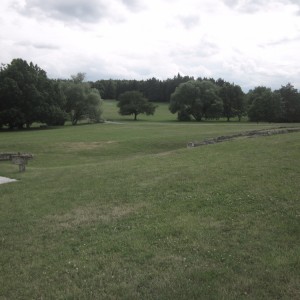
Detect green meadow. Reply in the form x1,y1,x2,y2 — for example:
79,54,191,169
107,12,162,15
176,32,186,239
0,101,299,299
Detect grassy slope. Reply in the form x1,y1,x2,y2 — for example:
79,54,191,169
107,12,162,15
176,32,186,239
0,104,299,299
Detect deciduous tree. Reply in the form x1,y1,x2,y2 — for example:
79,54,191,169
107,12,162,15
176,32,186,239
169,80,223,121
277,83,300,122
219,83,246,121
0,58,66,128
61,73,102,125
117,91,156,120
247,87,283,122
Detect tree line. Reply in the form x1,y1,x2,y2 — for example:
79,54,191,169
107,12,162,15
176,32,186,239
91,74,194,102
169,79,300,122
0,59,102,129
1,58,300,129
95,77,300,123
247,85,300,123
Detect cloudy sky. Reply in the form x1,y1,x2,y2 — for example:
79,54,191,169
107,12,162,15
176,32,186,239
1,0,300,91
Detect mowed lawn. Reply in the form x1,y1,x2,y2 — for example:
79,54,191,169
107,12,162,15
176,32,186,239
101,99,175,122
0,111,300,299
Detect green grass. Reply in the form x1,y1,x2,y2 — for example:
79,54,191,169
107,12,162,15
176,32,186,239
0,107,300,299
101,100,250,123
102,100,176,122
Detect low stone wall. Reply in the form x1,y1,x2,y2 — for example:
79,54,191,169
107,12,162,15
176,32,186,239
187,127,300,148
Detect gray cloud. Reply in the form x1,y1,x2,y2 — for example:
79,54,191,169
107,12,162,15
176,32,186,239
20,0,108,23
15,41,60,50
179,15,200,29
281,0,300,11
18,0,146,24
33,43,60,50
121,0,145,12
223,0,268,13
167,39,221,79
223,0,300,13
185,39,220,58
287,0,300,5
261,35,300,47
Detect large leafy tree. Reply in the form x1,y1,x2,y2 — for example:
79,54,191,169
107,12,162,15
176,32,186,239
169,80,223,121
277,83,300,122
61,73,102,125
117,91,156,120
0,58,66,128
219,83,246,121
247,86,283,122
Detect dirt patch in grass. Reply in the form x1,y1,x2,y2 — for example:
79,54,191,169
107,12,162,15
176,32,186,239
61,141,117,151
153,150,177,157
43,202,147,230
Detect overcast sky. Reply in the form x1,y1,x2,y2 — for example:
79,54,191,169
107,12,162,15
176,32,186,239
1,0,300,91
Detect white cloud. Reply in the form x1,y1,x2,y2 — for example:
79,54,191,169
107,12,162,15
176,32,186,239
0,0,299,91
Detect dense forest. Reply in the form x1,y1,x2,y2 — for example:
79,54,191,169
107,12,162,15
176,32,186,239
92,75,300,123
1,58,300,129
91,74,194,102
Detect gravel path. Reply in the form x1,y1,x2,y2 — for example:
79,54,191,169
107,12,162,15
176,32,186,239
0,176,17,184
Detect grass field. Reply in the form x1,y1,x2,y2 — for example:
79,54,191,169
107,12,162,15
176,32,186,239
1,103,300,299
101,100,176,122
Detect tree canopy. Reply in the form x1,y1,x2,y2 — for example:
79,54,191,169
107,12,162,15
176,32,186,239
60,73,102,125
169,80,223,121
92,74,194,102
0,58,66,128
0,59,103,129
219,83,246,121
247,87,282,122
117,91,156,120
247,84,300,123
277,83,300,122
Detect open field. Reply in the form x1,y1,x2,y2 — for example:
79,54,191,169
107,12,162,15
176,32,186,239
102,100,176,122
101,99,253,123
1,106,300,299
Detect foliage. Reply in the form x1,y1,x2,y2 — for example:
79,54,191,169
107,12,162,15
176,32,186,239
219,83,246,121
169,80,223,121
247,84,300,123
93,79,117,99
93,74,194,102
248,87,283,122
117,91,156,120
0,58,66,128
61,73,102,125
277,83,300,122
